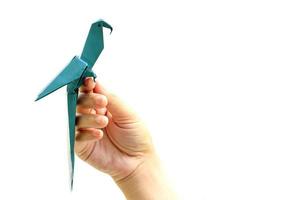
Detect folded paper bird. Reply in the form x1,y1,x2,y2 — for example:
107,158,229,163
35,19,112,189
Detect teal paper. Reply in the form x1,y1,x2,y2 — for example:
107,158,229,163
35,20,112,189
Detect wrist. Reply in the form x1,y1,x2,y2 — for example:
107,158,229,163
114,154,177,200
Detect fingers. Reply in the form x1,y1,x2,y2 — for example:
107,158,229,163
76,114,109,129
78,77,138,124
93,82,137,121
76,128,103,142
77,107,107,115
76,77,108,147
77,107,97,114
80,77,96,93
77,77,108,115
77,93,108,109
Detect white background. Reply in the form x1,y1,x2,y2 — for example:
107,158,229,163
0,0,299,199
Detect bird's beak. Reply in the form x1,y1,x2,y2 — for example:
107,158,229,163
97,20,113,34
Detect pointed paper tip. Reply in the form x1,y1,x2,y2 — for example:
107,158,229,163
35,96,41,102
70,180,73,191
108,26,113,34
35,93,45,102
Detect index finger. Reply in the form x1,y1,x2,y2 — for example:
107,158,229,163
79,77,96,93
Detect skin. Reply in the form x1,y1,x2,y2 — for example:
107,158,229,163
75,77,177,200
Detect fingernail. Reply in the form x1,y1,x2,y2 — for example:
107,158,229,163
95,96,103,106
96,96,107,107
96,116,106,124
84,77,92,86
84,78,89,86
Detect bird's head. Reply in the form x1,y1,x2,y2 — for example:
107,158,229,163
80,19,113,68
92,19,113,34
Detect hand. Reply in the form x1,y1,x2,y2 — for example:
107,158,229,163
75,77,177,199
75,77,154,181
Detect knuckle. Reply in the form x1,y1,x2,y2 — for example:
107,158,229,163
95,115,108,127
95,95,107,107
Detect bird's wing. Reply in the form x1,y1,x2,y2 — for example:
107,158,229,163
80,20,112,68
35,56,88,101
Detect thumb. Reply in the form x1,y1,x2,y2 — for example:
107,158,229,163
93,81,137,122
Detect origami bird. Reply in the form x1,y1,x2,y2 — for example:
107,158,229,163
35,19,112,189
